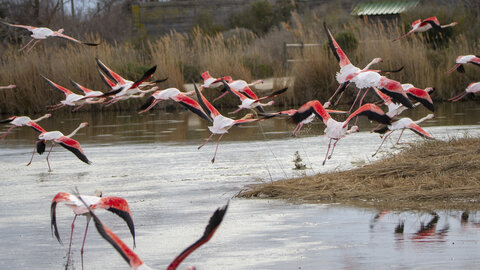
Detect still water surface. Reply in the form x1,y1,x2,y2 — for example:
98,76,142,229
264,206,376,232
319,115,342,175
0,102,479,269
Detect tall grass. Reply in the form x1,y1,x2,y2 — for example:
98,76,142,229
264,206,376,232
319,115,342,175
0,13,478,114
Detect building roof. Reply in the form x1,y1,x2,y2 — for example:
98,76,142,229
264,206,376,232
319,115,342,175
351,0,419,16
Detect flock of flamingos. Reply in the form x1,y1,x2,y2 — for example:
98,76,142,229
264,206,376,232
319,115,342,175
0,16,479,269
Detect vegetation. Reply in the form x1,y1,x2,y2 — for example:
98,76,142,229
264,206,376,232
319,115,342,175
0,1,479,114
237,137,480,211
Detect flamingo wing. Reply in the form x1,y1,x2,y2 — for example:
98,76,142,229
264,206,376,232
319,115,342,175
98,69,117,89
28,121,47,133
129,66,157,90
406,88,434,112
167,203,229,270
41,75,74,95
56,136,91,164
422,16,442,30
36,139,46,154
96,58,125,85
193,82,218,121
223,81,248,101
151,77,169,83
373,86,392,104
241,86,259,99
407,122,433,139
378,79,414,108
172,93,212,122
233,118,262,126
292,100,331,125
255,87,288,102
96,197,136,247
323,22,351,67
50,192,72,244
1,21,36,31
52,32,99,46
344,103,391,127
69,79,95,94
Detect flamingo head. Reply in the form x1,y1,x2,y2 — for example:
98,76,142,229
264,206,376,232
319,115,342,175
323,101,331,108
425,114,435,120
57,28,65,34
373,58,383,64
451,22,459,26
240,113,255,120
45,113,52,118
424,87,435,94
265,100,275,106
80,122,89,128
7,84,16,88
94,189,103,197
347,125,359,134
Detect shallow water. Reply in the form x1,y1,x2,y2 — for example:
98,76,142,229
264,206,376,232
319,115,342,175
0,102,480,269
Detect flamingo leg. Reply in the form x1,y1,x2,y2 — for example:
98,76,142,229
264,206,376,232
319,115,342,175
26,143,37,166
104,98,121,107
211,134,224,163
450,92,469,102
372,131,393,157
46,143,55,172
394,129,405,145
25,40,41,53
198,133,214,150
72,104,86,112
322,138,333,165
0,126,16,140
348,89,363,115
18,38,35,51
333,90,346,107
65,214,78,270
328,82,350,107
328,139,340,160
139,100,160,114
212,91,229,103
292,122,304,137
228,107,243,114
353,88,371,126
48,104,66,111
80,216,91,270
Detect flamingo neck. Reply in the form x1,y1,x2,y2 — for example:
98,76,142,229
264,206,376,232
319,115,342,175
414,114,434,125
442,22,457,28
33,114,50,122
66,124,86,138
363,59,379,70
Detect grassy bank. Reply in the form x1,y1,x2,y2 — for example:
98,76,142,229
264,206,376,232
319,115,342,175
237,137,480,211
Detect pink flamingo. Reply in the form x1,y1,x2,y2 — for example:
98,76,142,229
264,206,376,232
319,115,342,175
0,113,50,140
193,82,264,163
69,79,108,109
291,100,391,165
26,122,90,171
223,80,287,114
138,88,211,122
51,191,135,270
392,16,458,42
212,77,263,102
401,84,435,112
0,84,16,89
41,75,89,111
372,114,434,157
200,71,231,89
2,22,99,52
447,55,480,74
449,82,480,102
75,191,228,270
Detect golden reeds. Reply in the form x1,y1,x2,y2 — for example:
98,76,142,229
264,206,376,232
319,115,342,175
237,137,480,211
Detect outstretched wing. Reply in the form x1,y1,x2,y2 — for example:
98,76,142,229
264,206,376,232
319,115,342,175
344,103,391,127
406,88,434,112
167,203,229,270
422,16,442,31
193,82,218,121
96,58,125,85
52,31,99,46
172,93,212,122
57,136,91,164
129,66,157,90
324,22,351,67
96,197,136,248
256,87,288,102
28,121,47,133
407,122,433,139
41,75,74,95
2,21,36,31
292,100,331,125
50,192,72,244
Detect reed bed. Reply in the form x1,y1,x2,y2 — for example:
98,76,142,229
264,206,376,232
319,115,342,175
0,13,478,114
237,137,480,211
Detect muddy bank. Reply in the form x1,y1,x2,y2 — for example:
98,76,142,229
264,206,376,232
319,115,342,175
238,137,480,210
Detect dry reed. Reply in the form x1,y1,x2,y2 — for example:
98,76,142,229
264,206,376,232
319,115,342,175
237,137,480,211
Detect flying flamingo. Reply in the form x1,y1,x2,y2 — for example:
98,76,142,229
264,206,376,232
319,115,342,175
138,88,210,122
212,77,263,102
392,16,458,42
200,71,232,89
26,122,90,171
259,108,346,137
69,79,107,107
193,82,264,163
75,190,228,270
290,100,391,165
41,75,88,111
2,22,99,52
372,114,434,157
0,84,16,89
449,82,480,102
51,191,135,270
323,22,384,109
223,80,287,114
0,113,50,140
401,84,435,112
447,55,480,74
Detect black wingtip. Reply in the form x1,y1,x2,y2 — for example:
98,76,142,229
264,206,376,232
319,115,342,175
373,125,390,134
153,77,168,83
139,96,155,111
36,139,46,155
83,42,100,46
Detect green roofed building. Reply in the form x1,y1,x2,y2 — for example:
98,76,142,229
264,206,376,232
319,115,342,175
351,0,419,22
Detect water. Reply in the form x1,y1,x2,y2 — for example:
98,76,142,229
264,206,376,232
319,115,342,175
0,102,479,269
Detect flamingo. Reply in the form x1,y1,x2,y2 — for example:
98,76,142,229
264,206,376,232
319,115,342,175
449,82,480,102
401,84,435,112
200,71,231,89
138,88,210,122
95,59,162,106
212,77,263,102
323,22,384,109
193,82,264,163
372,114,435,157
447,55,480,74
75,190,228,270
222,80,287,114
1,22,99,52
41,75,87,111
51,191,135,270
0,113,50,140
290,100,391,165
70,79,107,104
0,84,16,89
26,122,90,171
260,108,346,137
392,16,458,42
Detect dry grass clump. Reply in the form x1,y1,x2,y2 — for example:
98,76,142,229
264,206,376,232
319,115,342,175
238,137,480,210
